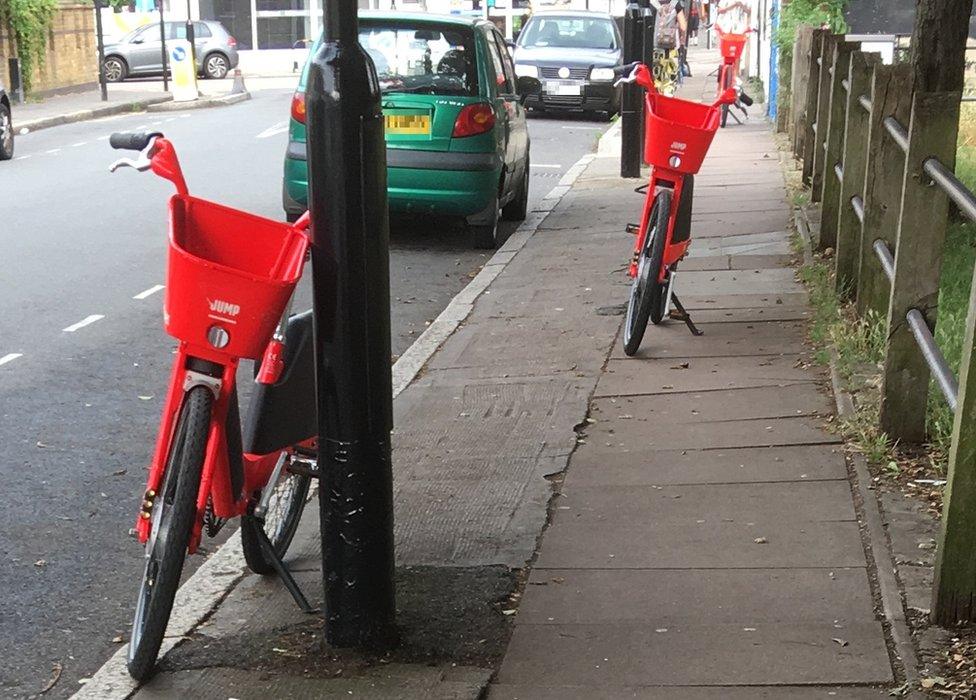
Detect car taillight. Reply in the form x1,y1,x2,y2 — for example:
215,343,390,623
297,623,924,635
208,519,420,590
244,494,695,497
227,36,237,48
291,92,306,124
452,103,495,138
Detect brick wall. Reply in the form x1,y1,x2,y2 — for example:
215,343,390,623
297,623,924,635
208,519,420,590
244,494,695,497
0,2,98,97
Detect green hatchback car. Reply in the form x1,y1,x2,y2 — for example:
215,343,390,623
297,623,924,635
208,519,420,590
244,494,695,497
282,12,540,248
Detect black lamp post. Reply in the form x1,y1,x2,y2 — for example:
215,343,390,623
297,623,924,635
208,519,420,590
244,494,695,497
304,0,398,648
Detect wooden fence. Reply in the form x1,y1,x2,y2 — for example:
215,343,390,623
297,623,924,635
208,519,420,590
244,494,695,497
788,24,976,627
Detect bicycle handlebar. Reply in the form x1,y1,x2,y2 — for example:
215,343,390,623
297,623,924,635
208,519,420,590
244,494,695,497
614,61,641,77
110,131,161,151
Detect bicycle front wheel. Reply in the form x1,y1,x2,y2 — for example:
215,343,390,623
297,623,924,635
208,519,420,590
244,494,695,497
240,453,312,575
127,385,212,681
623,189,672,356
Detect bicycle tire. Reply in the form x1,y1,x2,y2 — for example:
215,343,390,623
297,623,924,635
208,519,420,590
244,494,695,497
240,456,312,575
623,189,672,356
127,385,212,681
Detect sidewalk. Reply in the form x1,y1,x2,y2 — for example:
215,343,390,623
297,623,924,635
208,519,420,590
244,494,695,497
76,46,904,699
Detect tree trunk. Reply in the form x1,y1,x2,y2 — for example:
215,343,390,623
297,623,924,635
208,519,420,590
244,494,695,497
910,0,975,93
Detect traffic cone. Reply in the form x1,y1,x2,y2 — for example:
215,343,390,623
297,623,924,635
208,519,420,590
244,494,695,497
230,69,247,95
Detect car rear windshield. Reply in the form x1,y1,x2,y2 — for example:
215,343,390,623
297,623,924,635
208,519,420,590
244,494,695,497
358,20,479,97
518,16,618,50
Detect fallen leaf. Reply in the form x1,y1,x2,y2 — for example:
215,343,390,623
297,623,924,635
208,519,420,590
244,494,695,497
137,395,154,401
34,559,47,568
832,637,849,647
38,662,62,694
112,635,124,643
502,609,517,616
754,537,768,544
36,441,48,448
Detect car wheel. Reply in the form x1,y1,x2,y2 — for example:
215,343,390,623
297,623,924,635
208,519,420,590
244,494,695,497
103,56,128,82
0,103,13,161
501,155,529,222
470,195,501,249
204,53,230,79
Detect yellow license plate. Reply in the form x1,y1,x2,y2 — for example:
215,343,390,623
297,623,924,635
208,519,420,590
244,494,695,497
385,114,431,135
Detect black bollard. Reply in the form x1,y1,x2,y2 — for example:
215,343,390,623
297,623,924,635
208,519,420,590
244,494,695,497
620,1,643,178
305,0,397,648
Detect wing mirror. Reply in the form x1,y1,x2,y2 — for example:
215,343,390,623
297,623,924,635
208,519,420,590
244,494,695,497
516,75,541,104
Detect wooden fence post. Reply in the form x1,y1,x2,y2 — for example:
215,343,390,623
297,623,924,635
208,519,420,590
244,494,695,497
855,62,914,318
933,270,976,625
801,29,827,186
834,51,881,297
791,26,814,159
811,34,840,204
817,39,855,251
880,91,962,443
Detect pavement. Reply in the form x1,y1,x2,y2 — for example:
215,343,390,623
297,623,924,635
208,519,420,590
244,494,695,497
0,83,606,697
68,46,907,698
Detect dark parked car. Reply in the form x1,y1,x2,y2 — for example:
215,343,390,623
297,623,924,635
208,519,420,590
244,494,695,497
102,20,239,81
513,10,622,118
0,79,12,160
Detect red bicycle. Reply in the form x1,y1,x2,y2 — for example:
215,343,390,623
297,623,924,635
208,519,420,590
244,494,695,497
108,132,319,679
615,63,736,355
715,27,754,127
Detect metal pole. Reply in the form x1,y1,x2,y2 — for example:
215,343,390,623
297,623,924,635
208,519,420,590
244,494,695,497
185,0,196,68
93,0,108,101
159,2,169,92
305,0,397,649
620,1,642,178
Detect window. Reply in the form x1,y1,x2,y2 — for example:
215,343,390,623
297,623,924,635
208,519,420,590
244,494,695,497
132,26,158,43
358,21,479,97
194,22,213,38
493,31,517,92
518,16,618,50
169,22,212,40
486,31,512,93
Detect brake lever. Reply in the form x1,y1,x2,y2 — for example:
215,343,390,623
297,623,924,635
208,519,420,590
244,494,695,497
108,137,157,174
614,66,641,88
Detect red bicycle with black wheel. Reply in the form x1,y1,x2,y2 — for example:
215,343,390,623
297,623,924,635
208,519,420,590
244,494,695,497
715,26,754,127
615,63,736,355
108,132,320,680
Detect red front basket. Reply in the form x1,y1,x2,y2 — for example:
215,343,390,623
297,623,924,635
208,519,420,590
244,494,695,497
165,195,309,360
643,93,721,174
720,33,748,61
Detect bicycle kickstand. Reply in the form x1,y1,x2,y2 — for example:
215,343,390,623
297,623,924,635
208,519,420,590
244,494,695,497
669,293,704,336
254,526,318,614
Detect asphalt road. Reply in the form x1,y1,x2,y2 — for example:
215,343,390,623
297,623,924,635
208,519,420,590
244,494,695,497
0,86,608,698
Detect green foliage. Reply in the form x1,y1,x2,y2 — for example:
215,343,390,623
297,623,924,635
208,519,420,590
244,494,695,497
774,0,848,60
0,0,59,94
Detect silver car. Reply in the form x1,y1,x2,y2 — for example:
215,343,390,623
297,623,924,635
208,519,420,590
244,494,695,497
102,20,240,81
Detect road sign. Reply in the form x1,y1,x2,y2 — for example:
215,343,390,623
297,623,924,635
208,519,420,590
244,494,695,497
169,39,198,102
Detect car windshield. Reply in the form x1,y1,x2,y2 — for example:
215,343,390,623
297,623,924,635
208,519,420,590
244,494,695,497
518,16,617,50
358,21,478,96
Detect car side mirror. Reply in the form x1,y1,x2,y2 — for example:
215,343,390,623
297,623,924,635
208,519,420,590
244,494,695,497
516,75,541,104
132,37,144,44
506,39,516,49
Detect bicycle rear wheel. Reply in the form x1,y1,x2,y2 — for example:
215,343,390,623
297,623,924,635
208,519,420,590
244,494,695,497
623,189,672,356
240,453,312,575
127,385,212,681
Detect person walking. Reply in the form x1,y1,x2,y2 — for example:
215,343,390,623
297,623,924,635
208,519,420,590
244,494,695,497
688,0,703,45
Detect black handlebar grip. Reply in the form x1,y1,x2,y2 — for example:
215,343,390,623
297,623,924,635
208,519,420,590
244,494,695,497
109,131,160,151
614,61,641,76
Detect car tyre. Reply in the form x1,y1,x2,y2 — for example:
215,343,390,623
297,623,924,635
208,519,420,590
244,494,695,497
501,156,529,222
470,195,501,249
0,103,13,161
103,56,128,82
204,52,230,79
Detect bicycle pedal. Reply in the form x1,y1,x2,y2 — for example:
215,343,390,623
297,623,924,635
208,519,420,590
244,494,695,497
626,223,640,235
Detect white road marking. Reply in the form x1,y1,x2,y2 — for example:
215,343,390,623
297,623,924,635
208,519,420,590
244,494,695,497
62,314,105,332
15,154,31,160
256,121,289,139
133,284,165,300
97,135,110,141
561,125,603,130
134,124,149,130
164,117,177,122
0,353,23,367
71,142,87,147
150,120,163,126
532,163,562,169
45,149,61,155
179,114,192,119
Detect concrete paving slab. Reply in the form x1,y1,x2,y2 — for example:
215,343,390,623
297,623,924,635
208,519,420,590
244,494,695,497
518,568,875,624
671,268,804,296
595,355,819,396
581,415,839,451
677,291,809,309
488,684,889,699
687,231,793,257
691,197,790,215
678,254,796,271
588,384,833,424
549,481,857,524
534,518,865,569
661,305,810,323
136,665,492,699
609,320,808,359
691,211,791,236
566,444,848,486
496,622,892,686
